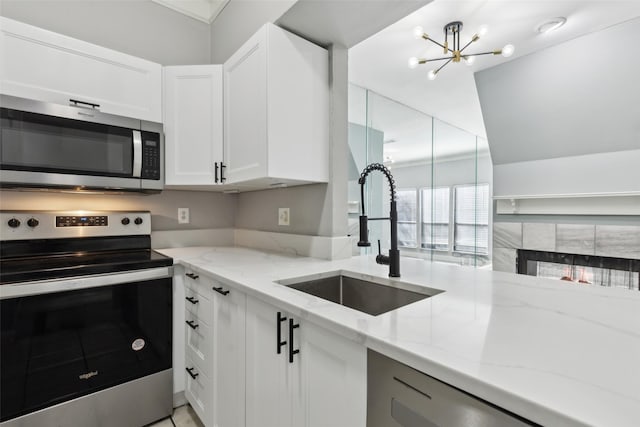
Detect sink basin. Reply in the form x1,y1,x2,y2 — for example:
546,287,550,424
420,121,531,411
277,272,442,316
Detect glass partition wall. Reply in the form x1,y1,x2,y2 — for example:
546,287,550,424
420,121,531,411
348,85,492,267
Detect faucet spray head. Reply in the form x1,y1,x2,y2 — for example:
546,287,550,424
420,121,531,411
357,215,371,247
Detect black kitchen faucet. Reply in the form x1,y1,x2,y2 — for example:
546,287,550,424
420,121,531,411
357,163,400,278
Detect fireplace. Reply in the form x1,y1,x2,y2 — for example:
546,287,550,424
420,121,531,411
517,249,640,291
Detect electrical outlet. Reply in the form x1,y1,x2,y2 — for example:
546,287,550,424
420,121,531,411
278,208,290,226
178,208,190,224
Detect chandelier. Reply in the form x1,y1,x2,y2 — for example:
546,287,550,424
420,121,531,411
408,21,514,80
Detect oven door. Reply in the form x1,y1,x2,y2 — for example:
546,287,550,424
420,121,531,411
0,95,145,191
0,270,172,423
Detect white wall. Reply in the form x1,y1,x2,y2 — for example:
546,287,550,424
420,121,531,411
0,0,212,65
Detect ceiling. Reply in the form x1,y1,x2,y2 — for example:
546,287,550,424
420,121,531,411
349,0,640,157
152,0,229,23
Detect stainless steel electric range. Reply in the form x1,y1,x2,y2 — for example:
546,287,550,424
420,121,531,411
0,211,173,427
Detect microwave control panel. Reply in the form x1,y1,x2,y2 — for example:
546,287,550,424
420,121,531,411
141,132,161,180
56,216,108,227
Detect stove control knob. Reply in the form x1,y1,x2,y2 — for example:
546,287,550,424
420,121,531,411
27,218,39,228
134,217,143,225
121,217,130,225
8,218,20,228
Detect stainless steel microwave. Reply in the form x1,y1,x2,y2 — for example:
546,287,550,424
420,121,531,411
0,95,163,193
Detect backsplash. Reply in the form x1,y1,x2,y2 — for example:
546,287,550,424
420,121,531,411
0,190,237,231
493,221,640,273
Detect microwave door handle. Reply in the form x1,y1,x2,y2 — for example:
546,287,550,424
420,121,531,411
132,130,142,178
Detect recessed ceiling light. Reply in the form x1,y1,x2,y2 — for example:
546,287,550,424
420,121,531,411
536,17,567,34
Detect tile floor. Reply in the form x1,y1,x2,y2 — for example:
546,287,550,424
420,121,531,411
148,404,204,427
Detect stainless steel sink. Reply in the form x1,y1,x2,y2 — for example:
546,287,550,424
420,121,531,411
277,272,442,316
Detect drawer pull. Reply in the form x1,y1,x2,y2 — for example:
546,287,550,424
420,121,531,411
186,367,199,379
185,296,199,304
288,318,300,363
186,273,199,280
186,320,199,330
69,98,100,109
277,312,287,354
212,286,230,296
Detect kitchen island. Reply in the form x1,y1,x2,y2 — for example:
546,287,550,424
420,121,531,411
158,246,640,427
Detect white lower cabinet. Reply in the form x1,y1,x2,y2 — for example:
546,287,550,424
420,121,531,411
178,270,366,427
245,295,367,427
182,270,245,427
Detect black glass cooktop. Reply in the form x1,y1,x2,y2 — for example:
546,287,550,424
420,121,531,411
0,236,173,284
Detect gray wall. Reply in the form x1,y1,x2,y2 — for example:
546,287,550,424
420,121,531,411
392,155,492,190
475,17,640,166
210,0,296,63
0,190,237,231
0,0,212,64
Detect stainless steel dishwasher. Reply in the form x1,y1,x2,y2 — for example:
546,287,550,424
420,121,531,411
367,350,536,427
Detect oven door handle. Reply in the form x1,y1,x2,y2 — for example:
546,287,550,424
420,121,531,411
132,130,142,178
0,266,173,299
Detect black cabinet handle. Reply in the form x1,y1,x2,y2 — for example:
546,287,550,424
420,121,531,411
185,273,199,280
215,162,219,183
288,318,300,363
186,367,199,379
220,162,227,183
277,312,287,354
212,286,230,296
186,320,199,330
69,98,100,109
185,296,199,304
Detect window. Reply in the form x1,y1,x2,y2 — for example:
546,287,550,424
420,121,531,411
396,189,417,247
454,184,489,254
421,187,449,250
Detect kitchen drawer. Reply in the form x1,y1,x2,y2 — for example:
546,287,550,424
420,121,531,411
184,282,212,325
185,315,212,378
185,354,211,426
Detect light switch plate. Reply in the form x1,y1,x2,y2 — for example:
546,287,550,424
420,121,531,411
278,208,290,226
178,208,190,224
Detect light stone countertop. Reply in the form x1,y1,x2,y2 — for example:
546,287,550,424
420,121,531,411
157,246,640,427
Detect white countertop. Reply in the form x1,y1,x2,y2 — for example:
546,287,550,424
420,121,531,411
158,246,640,427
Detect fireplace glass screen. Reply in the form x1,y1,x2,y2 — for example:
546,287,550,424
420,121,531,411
518,250,640,291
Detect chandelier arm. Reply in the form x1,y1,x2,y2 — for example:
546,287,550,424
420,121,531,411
459,39,475,53
435,58,453,73
422,56,455,63
463,50,500,58
425,37,454,54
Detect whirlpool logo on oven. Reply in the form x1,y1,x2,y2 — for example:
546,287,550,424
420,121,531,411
79,371,99,380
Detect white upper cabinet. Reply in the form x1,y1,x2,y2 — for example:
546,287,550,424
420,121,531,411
164,65,224,186
0,17,162,122
223,23,329,187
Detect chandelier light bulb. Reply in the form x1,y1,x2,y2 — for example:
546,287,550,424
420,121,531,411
427,70,437,80
478,25,489,37
412,26,424,39
408,57,420,69
501,44,515,57
464,56,476,66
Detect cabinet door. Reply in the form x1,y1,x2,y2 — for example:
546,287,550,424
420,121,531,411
223,28,268,183
245,296,289,427
164,65,223,186
0,17,161,122
300,322,367,427
211,282,246,427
